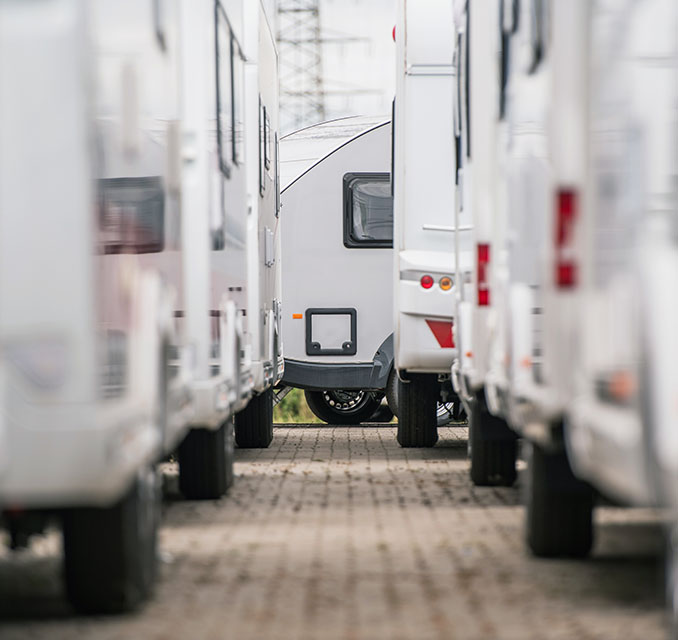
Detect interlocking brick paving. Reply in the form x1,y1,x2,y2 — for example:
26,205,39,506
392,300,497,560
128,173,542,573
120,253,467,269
0,425,668,639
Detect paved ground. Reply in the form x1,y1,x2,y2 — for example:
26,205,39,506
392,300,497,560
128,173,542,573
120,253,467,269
0,425,669,639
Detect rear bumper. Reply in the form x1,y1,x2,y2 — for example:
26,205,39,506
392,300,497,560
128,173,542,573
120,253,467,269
283,335,394,391
188,375,233,430
0,402,159,509
567,395,653,506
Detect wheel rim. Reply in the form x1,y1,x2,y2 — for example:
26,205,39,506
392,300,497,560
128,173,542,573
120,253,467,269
437,402,455,426
322,390,374,415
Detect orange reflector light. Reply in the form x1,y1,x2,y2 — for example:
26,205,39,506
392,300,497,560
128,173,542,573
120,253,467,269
439,276,453,291
292,313,303,319
465,351,473,358
421,275,434,289
426,319,454,348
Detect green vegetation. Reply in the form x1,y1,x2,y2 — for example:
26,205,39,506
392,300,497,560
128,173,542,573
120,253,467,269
274,388,323,424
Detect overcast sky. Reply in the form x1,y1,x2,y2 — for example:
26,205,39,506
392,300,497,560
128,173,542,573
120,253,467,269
277,0,396,132
319,0,396,121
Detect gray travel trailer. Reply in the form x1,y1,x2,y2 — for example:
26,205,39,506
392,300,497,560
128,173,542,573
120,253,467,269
279,117,395,423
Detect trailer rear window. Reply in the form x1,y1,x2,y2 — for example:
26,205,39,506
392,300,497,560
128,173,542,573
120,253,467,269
343,173,393,249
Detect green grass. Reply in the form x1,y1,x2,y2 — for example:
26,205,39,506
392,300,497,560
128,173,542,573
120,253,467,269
274,388,398,424
274,388,323,424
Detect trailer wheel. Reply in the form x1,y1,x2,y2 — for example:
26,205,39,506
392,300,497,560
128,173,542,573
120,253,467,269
386,370,399,417
526,441,594,557
468,401,517,486
388,369,461,425
178,418,235,499
397,373,438,447
62,465,160,614
304,389,382,425
667,525,678,637
437,401,459,427
368,403,394,423
235,387,274,448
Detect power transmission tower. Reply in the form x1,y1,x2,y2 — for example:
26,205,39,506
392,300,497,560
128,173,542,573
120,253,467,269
277,0,326,133
277,1,381,133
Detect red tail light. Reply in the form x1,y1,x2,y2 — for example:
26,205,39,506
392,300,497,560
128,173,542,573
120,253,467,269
555,189,578,288
477,243,490,306
420,275,434,289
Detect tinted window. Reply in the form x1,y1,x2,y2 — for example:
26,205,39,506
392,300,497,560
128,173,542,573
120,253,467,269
343,173,393,248
98,177,165,254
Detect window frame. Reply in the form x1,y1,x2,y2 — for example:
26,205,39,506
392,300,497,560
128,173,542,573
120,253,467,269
527,0,548,74
153,0,167,51
215,2,233,178
464,8,471,159
231,36,245,165
264,107,271,171
259,97,265,196
343,172,393,249
274,132,280,216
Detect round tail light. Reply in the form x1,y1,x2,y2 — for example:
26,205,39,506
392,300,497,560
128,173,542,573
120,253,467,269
420,275,434,289
439,276,453,291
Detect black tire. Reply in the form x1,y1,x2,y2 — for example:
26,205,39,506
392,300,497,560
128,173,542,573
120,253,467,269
304,389,382,425
468,400,517,486
386,370,399,417
453,400,466,422
235,387,274,448
178,418,235,499
62,466,160,614
367,403,394,423
388,369,460,425
667,525,678,637
397,373,438,447
526,441,594,557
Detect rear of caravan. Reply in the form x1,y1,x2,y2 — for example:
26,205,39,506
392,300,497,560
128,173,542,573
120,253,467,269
393,0,465,446
280,117,394,424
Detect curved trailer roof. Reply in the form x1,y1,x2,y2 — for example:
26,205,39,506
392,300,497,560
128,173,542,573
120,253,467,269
280,115,390,192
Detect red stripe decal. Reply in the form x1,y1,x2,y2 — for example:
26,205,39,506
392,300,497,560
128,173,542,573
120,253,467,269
426,319,454,349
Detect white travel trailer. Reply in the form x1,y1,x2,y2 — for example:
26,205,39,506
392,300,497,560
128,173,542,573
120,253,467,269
237,0,283,440
563,0,678,553
463,0,678,559
177,0,280,501
449,0,518,483
470,0,596,552
516,0,597,556
452,0,597,545
393,0,465,446
279,117,396,424
0,0,183,612
0,0,280,611
474,0,554,462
